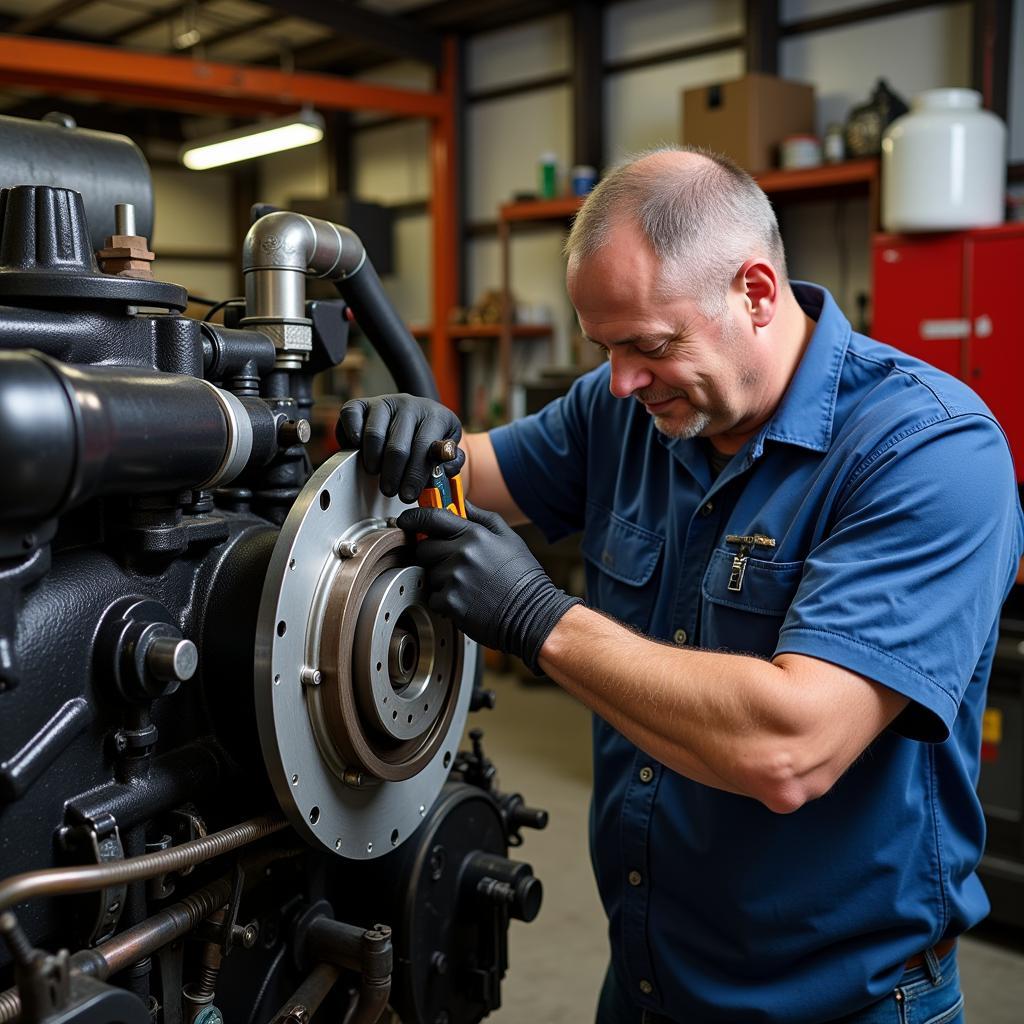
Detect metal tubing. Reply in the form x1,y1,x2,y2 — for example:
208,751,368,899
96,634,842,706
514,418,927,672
0,815,286,914
269,962,339,1024
342,978,390,1024
0,877,232,1024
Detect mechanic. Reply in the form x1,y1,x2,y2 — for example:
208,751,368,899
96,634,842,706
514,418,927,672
337,147,1023,1024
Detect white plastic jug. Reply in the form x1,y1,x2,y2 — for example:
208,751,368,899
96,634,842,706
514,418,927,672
881,88,1005,232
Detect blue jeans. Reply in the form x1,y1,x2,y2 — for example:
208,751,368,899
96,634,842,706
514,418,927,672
596,947,964,1024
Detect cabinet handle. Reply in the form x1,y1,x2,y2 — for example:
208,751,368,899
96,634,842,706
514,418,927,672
919,318,970,340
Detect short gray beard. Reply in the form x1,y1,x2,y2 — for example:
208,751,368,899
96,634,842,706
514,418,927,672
653,408,712,439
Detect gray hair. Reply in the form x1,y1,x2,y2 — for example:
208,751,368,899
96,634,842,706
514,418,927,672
564,145,787,317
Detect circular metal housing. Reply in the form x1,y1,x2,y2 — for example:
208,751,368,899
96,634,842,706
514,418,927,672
255,451,476,860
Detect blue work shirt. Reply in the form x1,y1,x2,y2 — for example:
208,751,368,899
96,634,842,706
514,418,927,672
489,283,1023,1023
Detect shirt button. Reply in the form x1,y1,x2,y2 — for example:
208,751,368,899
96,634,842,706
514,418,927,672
700,501,714,516
639,766,654,784
639,979,653,995
673,628,688,645
628,870,643,886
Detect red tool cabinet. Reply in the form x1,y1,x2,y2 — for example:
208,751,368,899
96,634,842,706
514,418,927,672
872,223,1024,481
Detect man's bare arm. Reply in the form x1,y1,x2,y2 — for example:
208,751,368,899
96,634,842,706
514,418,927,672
540,605,910,812
461,433,529,526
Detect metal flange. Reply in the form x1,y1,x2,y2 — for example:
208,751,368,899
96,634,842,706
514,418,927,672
254,451,476,860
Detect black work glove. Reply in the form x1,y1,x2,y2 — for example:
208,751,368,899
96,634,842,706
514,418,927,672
396,502,582,674
337,394,465,503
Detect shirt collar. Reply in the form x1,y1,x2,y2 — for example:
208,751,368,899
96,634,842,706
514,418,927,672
753,282,851,457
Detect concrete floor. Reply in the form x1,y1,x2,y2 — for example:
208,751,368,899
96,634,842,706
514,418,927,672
468,671,1024,1024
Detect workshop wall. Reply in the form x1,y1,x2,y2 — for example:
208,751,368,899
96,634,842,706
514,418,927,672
150,165,237,303
154,0,1022,415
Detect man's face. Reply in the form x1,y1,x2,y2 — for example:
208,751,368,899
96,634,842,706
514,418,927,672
567,222,764,443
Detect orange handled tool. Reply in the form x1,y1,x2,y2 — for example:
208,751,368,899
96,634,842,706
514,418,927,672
418,439,466,518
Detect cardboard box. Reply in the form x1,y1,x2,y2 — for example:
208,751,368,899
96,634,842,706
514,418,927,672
682,73,816,173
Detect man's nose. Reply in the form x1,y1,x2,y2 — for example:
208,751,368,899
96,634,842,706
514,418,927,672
608,351,654,399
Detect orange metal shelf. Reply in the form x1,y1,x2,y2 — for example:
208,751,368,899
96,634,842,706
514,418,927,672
755,158,879,195
499,196,586,222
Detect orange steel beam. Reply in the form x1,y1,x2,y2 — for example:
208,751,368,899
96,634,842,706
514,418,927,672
429,36,460,413
0,35,446,119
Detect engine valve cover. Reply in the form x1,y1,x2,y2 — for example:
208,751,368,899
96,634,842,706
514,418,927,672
255,451,476,860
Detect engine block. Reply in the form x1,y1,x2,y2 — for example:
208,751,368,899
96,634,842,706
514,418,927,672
0,113,545,1024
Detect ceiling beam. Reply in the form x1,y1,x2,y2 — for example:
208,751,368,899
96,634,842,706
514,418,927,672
0,34,447,118
254,0,443,68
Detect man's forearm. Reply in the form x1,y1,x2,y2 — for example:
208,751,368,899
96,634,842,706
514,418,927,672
538,606,853,811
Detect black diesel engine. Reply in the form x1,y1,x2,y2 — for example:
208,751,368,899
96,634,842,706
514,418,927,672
0,114,546,1024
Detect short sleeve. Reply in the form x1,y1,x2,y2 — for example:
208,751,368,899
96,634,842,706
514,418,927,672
775,413,1023,741
489,365,607,541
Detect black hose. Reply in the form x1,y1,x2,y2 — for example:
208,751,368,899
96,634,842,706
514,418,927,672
335,259,439,401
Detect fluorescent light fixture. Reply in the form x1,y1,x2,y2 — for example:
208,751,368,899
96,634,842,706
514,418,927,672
180,109,325,170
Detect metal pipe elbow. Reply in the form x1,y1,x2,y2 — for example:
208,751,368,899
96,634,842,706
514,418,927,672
242,211,365,281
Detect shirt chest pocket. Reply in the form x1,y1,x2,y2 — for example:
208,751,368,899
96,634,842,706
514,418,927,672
701,548,804,657
581,504,664,633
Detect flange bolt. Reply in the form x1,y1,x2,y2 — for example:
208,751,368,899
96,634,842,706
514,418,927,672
278,418,311,446
146,636,198,683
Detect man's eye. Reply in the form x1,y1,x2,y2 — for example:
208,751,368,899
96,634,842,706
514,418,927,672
637,343,668,358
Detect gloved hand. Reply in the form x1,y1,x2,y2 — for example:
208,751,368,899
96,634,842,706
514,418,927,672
337,394,465,503
396,502,582,674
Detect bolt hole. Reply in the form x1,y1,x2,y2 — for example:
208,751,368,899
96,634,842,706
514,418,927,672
291,773,299,785
367,842,373,854
407,714,413,724
399,585,405,596
309,806,320,824
288,558,295,570
424,703,429,711
436,673,443,682
319,490,331,511
392,710,398,720
383,696,388,704
384,611,390,622
274,674,280,685
376,661,382,672
390,829,399,846
277,620,286,637
335,838,342,851
443,751,451,769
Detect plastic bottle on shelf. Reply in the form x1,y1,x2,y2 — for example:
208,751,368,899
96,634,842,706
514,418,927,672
881,88,1005,232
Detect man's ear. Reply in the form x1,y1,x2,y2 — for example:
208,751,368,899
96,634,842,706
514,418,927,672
734,259,779,329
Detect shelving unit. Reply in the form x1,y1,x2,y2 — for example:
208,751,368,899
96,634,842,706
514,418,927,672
496,195,587,418
756,158,881,230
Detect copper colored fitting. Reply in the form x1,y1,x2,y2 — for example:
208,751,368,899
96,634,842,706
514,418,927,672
97,233,156,279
